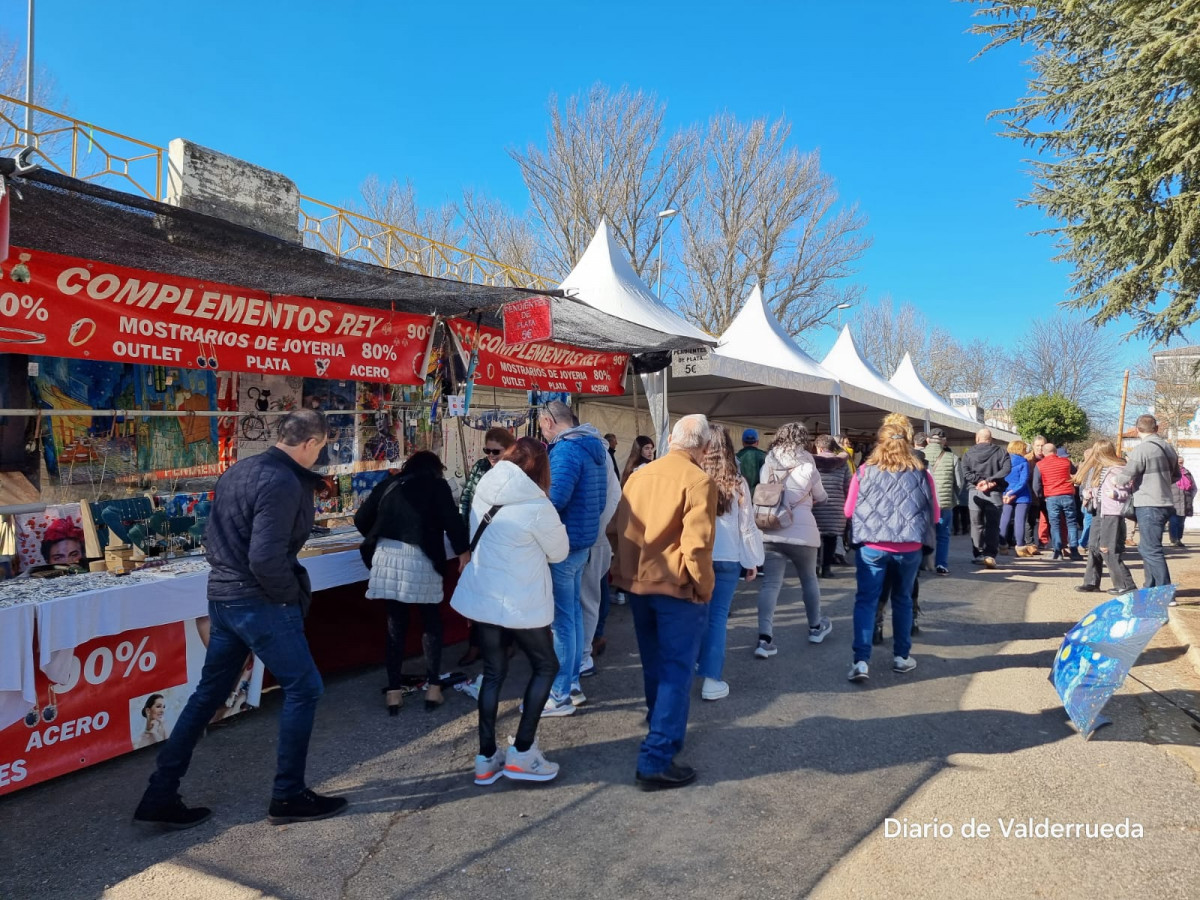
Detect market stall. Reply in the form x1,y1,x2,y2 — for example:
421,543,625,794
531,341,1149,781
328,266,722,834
0,164,697,796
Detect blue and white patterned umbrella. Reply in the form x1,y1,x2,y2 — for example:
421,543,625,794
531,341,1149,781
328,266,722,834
1051,585,1176,738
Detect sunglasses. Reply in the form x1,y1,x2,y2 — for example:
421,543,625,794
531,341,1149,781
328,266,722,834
483,448,503,456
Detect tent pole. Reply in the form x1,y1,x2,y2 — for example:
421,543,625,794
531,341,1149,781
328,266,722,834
829,393,841,438
631,369,641,434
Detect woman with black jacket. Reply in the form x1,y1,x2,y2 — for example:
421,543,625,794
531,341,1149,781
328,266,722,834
355,451,471,715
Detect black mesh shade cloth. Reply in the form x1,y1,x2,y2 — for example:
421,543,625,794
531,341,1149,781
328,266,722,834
4,166,706,354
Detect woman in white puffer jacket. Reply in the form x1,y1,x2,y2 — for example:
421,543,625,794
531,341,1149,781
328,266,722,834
753,422,831,658
451,438,569,786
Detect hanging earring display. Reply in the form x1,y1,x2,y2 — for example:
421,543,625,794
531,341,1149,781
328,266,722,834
41,685,58,724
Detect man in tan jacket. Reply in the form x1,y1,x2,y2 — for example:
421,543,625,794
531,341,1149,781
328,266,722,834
614,414,717,791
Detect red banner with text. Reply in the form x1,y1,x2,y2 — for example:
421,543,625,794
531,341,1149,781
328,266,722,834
0,622,189,794
450,319,628,395
0,617,256,796
0,248,429,384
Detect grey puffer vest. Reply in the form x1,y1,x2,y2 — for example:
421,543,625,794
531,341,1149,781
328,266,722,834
851,465,933,545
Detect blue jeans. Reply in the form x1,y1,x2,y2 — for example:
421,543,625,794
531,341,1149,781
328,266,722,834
549,547,590,700
1045,495,1079,552
934,508,953,569
1135,505,1173,587
852,547,921,663
696,561,741,680
144,599,324,803
1168,513,1185,544
629,592,707,775
1080,507,1093,550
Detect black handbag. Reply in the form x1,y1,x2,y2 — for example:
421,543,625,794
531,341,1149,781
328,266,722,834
358,475,407,567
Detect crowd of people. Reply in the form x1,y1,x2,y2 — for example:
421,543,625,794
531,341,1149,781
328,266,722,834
130,406,1194,829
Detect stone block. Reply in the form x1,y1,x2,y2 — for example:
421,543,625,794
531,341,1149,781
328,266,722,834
166,138,301,242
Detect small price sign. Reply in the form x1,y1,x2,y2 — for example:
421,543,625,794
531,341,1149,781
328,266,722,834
503,296,553,346
671,347,711,378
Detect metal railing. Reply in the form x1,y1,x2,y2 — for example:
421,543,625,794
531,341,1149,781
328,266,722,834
0,94,553,290
0,94,164,199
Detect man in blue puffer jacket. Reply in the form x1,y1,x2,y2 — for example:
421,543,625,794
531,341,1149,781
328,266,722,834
134,409,348,831
538,400,608,714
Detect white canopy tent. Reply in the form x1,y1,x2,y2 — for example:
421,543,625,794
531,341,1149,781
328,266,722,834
713,285,840,395
890,353,977,424
560,220,712,448
820,327,929,421
560,219,711,343
561,225,1003,450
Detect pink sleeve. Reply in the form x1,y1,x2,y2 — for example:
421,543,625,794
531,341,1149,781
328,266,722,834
844,470,860,518
927,471,940,521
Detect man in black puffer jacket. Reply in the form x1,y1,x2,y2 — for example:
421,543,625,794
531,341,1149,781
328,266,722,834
960,427,1012,569
134,409,348,831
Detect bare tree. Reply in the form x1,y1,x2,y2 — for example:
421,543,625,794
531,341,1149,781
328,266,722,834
850,297,934,381
0,34,66,157
458,189,552,282
509,84,701,277
1131,353,1200,440
850,296,1012,409
677,114,870,336
935,336,1013,413
327,175,465,274
1009,314,1120,417
357,175,463,249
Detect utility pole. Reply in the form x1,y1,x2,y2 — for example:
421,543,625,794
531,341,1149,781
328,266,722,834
1116,369,1130,455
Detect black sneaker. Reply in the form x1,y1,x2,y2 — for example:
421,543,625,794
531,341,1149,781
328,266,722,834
133,795,212,831
267,789,349,825
635,763,697,792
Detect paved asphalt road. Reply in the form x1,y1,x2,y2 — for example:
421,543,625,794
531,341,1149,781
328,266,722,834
2,536,1199,899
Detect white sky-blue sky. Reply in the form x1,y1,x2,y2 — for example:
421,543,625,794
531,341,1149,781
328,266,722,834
4,0,1185,371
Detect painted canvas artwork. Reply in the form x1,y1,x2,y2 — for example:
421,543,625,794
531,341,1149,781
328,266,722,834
235,374,302,461
28,357,220,501
14,504,85,572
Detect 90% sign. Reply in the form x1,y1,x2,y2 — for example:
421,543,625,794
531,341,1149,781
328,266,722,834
52,636,158,694
0,293,48,321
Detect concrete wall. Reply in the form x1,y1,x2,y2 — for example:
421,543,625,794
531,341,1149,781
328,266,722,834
166,139,301,242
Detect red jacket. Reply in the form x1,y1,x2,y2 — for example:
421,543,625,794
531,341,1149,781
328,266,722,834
1036,456,1075,498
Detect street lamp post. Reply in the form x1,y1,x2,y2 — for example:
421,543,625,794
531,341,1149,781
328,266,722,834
655,207,678,298
25,0,35,147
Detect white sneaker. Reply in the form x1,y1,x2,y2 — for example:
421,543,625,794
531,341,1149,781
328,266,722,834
892,655,917,674
808,617,833,644
474,749,505,785
504,741,559,782
701,678,730,701
754,639,778,659
848,661,869,682
569,686,587,707
540,696,576,717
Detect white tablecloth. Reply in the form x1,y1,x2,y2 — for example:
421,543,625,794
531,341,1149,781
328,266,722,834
0,550,369,730
0,603,37,731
